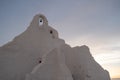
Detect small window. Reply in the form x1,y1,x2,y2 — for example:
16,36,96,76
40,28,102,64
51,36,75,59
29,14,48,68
39,60,42,63
50,30,53,34
38,58,42,63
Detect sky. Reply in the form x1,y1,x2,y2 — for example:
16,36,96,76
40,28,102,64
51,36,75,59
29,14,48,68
0,0,120,78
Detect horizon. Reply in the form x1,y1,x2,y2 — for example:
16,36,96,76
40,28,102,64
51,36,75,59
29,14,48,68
0,0,120,78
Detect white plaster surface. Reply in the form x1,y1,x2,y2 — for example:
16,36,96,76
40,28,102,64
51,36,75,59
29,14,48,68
0,14,110,80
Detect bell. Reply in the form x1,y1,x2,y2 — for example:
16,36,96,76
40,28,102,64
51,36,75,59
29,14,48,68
40,19,42,22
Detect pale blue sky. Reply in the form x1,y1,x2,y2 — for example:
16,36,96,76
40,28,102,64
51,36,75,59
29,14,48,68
0,0,120,78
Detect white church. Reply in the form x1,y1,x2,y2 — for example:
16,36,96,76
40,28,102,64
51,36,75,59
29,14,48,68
0,14,111,80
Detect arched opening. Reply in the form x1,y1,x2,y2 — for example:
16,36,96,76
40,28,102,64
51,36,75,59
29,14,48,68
39,17,43,26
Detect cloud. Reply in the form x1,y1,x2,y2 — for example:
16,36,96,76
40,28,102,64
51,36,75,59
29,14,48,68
94,52,120,78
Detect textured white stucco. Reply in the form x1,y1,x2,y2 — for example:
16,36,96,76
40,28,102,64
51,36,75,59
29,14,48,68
0,14,110,80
